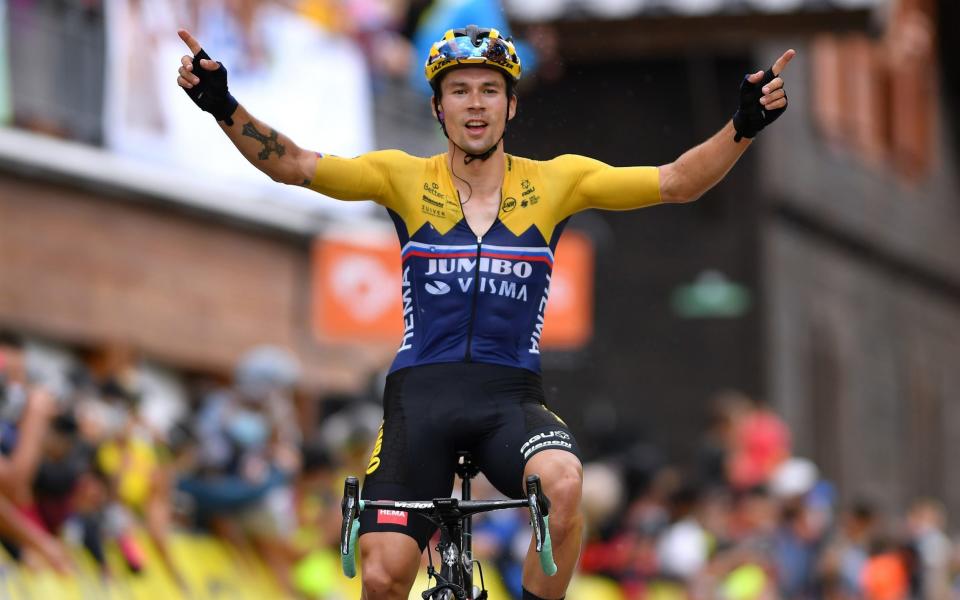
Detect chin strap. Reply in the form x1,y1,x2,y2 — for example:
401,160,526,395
434,98,508,164
459,136,502,164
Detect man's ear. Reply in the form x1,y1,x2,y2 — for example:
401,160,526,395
431,96,444,121
508,94,518,121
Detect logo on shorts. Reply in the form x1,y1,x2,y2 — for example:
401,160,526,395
520,430,573,460
377,509,409,526
366,424,384,475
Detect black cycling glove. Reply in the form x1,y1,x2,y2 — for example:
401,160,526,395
732,67,787,142
183,49,239,126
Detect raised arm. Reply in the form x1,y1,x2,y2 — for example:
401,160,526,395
176,29,318,187
564,50,794,215
658,49,795,203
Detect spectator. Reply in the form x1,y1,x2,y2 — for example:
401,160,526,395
695,392,743,491
822,501,880,598
906,498,952,600
862,538,910,600
656,485,709,583
772,500,821,599
727,393,791,491
32,412,90,535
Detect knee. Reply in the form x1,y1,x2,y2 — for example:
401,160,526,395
542,463,583,536
360,538,419,599
361,560,409,599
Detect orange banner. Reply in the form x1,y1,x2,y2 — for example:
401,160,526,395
542,231,594,349
311,233,402,343
312,231,593,350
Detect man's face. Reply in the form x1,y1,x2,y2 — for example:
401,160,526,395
435,67,516,155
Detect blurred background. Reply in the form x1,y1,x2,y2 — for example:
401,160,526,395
0,0,957,598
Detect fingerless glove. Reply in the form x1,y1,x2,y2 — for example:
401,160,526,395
183,49,239,126
732,68,787,142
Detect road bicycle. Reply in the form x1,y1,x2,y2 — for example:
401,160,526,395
340,451,556,600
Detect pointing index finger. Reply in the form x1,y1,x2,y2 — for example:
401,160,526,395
771,49,796,76
178,29,202,56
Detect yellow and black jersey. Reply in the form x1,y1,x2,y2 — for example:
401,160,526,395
309,151,661,373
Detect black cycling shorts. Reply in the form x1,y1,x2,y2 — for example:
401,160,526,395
358,362,581,550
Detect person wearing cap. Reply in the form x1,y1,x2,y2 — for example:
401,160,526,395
176,25,794,600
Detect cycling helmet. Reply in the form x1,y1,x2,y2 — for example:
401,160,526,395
424,24,522,88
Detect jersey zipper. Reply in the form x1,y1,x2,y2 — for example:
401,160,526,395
464,235,482,361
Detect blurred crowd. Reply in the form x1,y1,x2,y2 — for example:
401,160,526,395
568,391,959,600
0,330,385,597
3,328,960,600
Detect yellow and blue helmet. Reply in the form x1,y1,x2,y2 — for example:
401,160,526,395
424,25,522,87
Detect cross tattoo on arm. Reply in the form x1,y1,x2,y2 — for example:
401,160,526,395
242,122,286,160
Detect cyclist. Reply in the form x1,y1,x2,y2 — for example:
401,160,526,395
176,25,793,600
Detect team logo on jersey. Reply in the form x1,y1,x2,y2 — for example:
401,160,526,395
401,242,554,308
425,281,451,295
502,197,517,212
423,181,447,202
521,183,540,206
399,267,414,352
426,257,534,279
422,182,458,217
422,195,444,208
529,273,550,354
421,194,446,217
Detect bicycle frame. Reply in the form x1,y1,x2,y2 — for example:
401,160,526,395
340,452,556,600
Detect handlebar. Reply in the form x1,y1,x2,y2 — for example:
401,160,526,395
338,475,557,578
